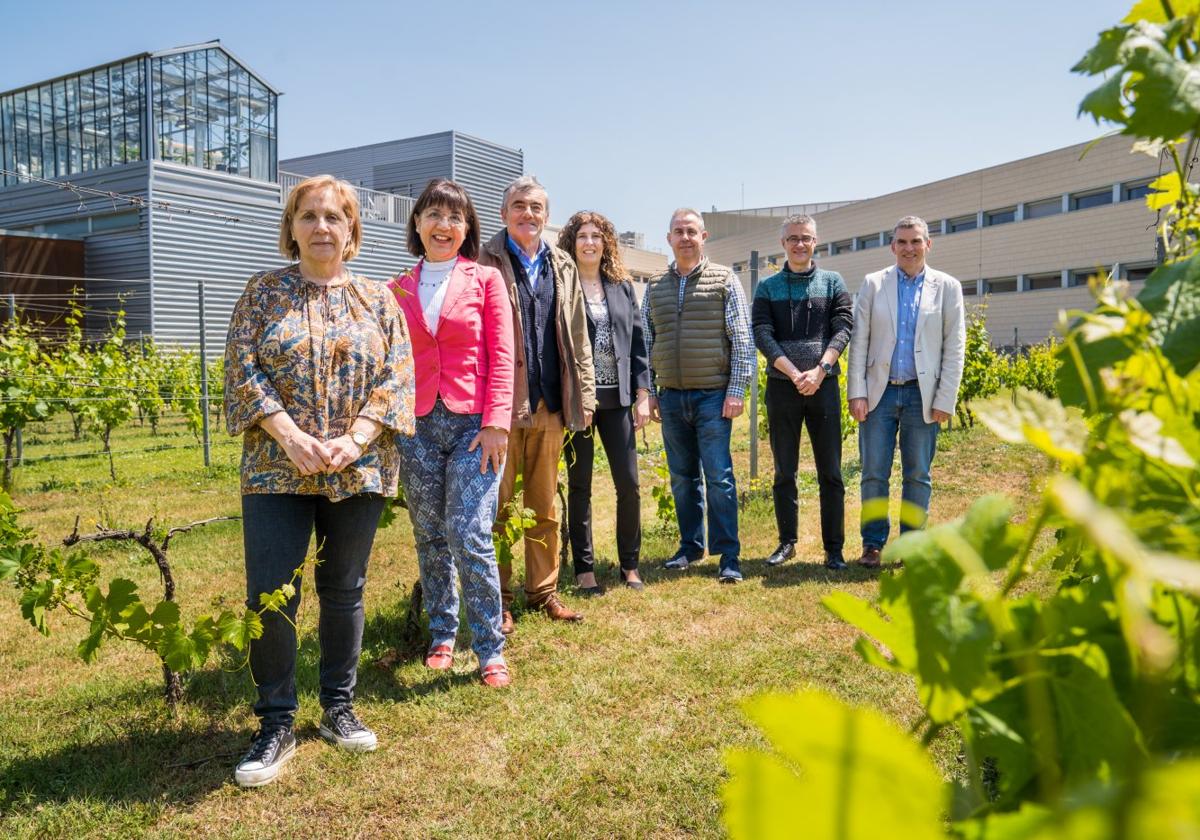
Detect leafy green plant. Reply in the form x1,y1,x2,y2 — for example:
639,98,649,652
45,292,90,441
494,475,538,571
649,454,676,533
956,304,1003,427
129,339,167,436
0,312,52,490
725,2,1200,837
0,492,310,709
1004,338,1060,398
83,311,137,481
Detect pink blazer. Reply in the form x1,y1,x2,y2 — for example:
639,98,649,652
389,258,515,431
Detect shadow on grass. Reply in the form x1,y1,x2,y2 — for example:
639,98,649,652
0,721,246,810
757,560,885,587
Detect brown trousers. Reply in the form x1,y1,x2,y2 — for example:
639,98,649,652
496,404,564,607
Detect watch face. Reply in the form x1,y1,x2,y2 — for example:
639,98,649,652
352,432,368,446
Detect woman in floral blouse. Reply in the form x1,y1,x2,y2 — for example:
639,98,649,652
224,174,414,788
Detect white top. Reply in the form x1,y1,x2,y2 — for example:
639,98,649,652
417,257,457,336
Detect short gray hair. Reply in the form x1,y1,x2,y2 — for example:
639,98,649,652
503,175,549,217
669,207,705,230
893,215,930,240
780,214,816,239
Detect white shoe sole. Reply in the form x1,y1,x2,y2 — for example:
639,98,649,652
234,741,296,788
319,724,378,752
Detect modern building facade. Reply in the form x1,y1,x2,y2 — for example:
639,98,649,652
0,43,525,353
281,132,522,243
704,135,1162,345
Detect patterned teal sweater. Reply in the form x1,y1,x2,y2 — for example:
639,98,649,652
751,264,853,379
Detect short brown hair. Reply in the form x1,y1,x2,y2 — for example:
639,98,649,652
278,175,362,261
558,210,630,282
407,178,481,260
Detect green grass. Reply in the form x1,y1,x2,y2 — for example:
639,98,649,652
0,411,1050,838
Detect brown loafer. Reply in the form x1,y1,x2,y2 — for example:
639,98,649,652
533,593,583,622
500,610,515,636
859,547,882,569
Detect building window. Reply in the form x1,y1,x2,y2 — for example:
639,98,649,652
1123,264,1155,283
1121,179,1154,202
1025,197,1062,219
948,214,977,233
857,234,881,250
983,277,1018,294
1069,268,1106,287
985,207,1016,226
1070,188,1113,211
961,279,978,296
830,239,852,255
1026,272,1062,291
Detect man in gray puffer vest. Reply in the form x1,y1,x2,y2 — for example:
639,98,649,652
643,208,754,583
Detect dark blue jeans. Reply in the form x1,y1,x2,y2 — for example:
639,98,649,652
242,492,386,729
658,388,740,559
858,382,939,549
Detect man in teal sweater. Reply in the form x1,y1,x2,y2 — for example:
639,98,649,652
751,214,853,570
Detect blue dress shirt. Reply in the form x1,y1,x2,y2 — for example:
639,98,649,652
890,266,924,382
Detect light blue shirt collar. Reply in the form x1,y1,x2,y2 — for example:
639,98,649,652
506,234,548,286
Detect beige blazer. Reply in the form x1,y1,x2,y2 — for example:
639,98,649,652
846,264,966,424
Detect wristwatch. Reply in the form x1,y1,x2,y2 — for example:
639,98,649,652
820,361,834,376
350,430,369,450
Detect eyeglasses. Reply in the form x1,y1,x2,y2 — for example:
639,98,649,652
784,235,816,246
421,209,467,227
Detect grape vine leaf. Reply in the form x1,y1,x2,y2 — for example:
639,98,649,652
723,690,945,840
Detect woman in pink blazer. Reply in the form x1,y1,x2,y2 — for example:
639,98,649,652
390,178,515,688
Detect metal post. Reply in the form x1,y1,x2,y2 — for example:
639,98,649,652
8,295,22,465
748,250,760,480
198,282,211,467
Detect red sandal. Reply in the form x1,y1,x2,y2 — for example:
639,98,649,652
425,644,454,670
480,662,512,688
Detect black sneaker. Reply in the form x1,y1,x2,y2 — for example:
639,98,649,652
824,551,848,571
234,726,296,788
765,542,796,567
319,704,377,752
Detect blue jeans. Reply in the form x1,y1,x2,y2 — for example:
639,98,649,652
658,388,740,559
858,382,939,548
242,492,386,729
397,401,505,667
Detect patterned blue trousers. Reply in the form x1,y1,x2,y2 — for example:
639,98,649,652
397,401,505,666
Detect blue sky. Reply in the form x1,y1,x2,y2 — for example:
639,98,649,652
2,0,1134,246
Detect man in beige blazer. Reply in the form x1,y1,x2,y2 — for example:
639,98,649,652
846,215,966,567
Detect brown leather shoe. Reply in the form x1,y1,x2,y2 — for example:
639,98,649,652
533,593,583,622
500,610,515,635
859,547,882,569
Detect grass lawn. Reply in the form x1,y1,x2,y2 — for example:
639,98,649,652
0,410,1049,838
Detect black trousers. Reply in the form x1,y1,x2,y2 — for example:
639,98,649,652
765,376,845,552
564,396,641,574
242,493,386,728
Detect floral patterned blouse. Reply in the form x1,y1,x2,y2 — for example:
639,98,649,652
224,265,416,500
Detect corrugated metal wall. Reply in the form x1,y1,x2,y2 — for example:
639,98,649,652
451,132,523,243
281,131,525,245
147,161,412,357
281,133,453,194
0,163,153,335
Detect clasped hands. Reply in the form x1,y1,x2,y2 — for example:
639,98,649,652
281,430,363,476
